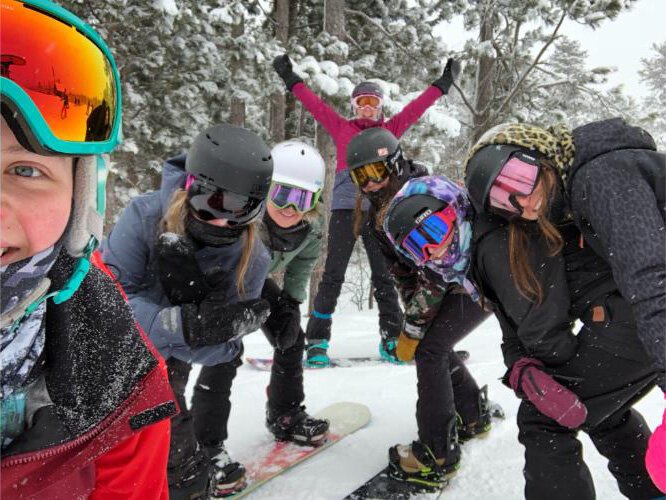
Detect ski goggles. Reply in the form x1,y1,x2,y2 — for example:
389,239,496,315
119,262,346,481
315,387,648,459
0,0,122,155
187,178,263,225
268,182,321,213
401,206,457,265
489,153,541,215
350,160,390,188
352,94,382,109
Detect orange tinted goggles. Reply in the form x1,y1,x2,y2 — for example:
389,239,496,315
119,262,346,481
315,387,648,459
1,0,118,142
353,95,382,108
350,161,389,187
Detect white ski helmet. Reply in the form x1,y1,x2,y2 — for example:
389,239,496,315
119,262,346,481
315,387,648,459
270,140,325,193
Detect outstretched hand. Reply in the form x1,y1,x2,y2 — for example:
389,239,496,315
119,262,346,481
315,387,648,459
432,58,461,95
272,53,303,91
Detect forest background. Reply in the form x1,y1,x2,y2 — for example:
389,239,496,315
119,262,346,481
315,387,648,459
59,0,666,308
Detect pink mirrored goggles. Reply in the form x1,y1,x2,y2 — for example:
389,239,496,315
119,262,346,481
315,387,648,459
488,154,540,215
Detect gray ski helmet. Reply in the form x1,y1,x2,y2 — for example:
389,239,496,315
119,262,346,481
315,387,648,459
386,194,448,246
186,124,273,199
347,128,402,174
464,144,527,213
352,81,383,100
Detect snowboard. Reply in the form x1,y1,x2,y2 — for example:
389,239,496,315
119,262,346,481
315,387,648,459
245,350,470,372
344,466,449,499
246,356,396,371
229,401,371,499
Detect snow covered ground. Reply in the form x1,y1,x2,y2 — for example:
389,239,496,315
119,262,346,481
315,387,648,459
186,301,663,499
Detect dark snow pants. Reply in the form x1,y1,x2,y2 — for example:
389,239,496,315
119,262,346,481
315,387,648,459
166,356,239,468
261,278,306,416
307,209,402,340
517,293,661,499
415,292,491,461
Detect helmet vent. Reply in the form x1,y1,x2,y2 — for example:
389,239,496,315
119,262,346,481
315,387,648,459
205,133,220,146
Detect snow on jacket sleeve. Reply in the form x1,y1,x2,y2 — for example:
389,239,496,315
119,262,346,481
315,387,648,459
100,198,191,356
385,85,443,139
475,226,578,366
283,229,323,303
292,82,347,138
91,418,170,500
571,160,666,368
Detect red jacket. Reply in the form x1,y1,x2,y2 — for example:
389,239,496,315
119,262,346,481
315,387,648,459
1,253,177,499
292,82,443,173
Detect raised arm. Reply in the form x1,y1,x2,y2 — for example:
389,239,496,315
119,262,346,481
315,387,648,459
273,54,346,136
386,58,460,138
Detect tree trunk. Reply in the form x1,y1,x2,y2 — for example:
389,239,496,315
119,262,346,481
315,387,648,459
472,1,495,142
229,18,246,127
308,0,346,314
269,0,290,142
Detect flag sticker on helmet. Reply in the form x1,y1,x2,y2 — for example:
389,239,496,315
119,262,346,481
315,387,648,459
378,147,388,156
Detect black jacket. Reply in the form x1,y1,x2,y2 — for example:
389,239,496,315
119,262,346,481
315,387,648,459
568,118,665,367
472,214,578,368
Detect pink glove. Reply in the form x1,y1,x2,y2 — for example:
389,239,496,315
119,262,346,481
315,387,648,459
646,396,666,493
509,357,587,429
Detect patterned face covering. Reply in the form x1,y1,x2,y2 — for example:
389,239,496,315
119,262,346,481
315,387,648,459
1,246,60,449
1,246,59,398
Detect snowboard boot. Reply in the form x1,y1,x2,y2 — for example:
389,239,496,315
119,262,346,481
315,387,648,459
457,385,493,442
168,449,211,500
379,336,405,365
305,339,330,368
266,404,330,446
388,441,456,489
206,446,247,498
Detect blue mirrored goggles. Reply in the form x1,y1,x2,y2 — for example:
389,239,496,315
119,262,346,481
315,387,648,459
401,207,456,264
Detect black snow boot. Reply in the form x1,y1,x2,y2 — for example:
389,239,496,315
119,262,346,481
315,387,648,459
205,445,247,498
168,449,211,500
266,404,330,446
457,384,493,442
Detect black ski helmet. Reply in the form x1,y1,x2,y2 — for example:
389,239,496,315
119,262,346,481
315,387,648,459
347,128,403,175
464,144,528,214
186,124,273,199
352,81,383,100
386,194,448,246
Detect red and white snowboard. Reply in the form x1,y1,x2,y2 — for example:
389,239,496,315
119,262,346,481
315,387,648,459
229,402,371,499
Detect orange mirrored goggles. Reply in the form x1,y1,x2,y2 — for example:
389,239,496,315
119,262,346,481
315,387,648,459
353,94,382,109
1,0,119,143
350,161,389,188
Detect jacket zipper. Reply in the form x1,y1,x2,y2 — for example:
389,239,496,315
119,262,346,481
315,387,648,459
2,375,144,467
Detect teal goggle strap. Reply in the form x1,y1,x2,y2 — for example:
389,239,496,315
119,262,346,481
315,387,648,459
6,237,97,335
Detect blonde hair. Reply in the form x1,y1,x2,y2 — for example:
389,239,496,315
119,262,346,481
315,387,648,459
161,188,257,297
507,164,563,304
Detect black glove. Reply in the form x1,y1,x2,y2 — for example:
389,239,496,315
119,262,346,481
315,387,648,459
432,58,461,95
181,296,270,347
272,54,303,91
265,291,302,351
155,233,210,305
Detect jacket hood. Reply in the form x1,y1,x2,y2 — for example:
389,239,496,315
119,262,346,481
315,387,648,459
570,118,657,176
160,154,188,213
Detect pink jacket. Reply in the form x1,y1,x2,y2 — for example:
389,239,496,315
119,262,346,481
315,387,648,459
646,397,666,493
292,82,443,174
